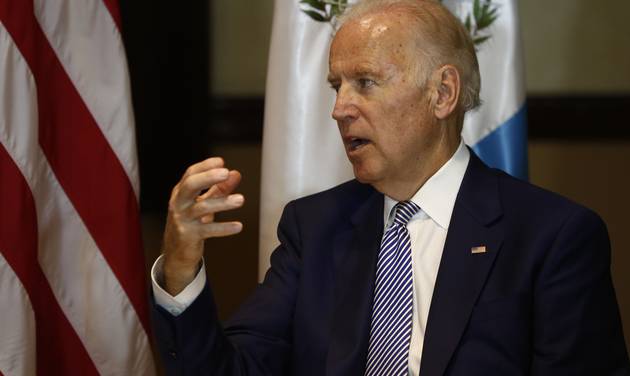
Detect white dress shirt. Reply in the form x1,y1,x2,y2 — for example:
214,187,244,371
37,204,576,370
152,141,470,376
383,141,469,375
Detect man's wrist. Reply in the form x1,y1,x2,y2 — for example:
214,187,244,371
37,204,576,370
151,255,206,315
163,256,202,296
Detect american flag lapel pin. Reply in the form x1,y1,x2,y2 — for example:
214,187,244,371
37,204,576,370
471,246,487,254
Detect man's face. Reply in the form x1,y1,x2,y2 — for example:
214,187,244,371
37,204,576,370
328,13,446,196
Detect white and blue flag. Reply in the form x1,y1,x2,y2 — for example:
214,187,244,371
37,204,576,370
444,0,528,180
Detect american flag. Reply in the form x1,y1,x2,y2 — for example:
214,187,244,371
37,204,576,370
0,0,155,374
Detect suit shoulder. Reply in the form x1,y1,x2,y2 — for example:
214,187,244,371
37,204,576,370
283,180,377,223
494,169,604,225
291,179,375,207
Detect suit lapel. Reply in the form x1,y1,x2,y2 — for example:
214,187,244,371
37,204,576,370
419,152,504,376
326,188,383,376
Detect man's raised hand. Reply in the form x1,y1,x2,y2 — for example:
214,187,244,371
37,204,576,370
162,157,244,295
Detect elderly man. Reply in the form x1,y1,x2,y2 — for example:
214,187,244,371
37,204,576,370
151,0,629,374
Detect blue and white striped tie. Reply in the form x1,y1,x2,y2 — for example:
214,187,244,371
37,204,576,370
365,201,420,376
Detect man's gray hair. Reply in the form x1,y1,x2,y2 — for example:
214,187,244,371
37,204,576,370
337,0,482,112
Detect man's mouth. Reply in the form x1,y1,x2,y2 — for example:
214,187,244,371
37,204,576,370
348,137,370,151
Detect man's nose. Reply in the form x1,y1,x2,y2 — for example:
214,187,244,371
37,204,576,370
331,85,359,123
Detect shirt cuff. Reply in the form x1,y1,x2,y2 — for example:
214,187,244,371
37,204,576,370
151,254,206,316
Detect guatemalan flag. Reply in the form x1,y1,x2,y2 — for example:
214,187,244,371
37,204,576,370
446,0,528,181
259,0,527,276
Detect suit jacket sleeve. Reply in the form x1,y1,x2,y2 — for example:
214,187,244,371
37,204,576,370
531,207,629,375
152,200,302,375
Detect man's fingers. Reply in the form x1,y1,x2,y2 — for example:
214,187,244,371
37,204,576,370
199,221,243,238
198,170,242,200
174,168,230,208
215,170,242,197
181,157,224,179
188,194,245,219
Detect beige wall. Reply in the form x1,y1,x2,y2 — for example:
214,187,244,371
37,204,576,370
210,0,273,96
519,0,630,93
210,0,630,95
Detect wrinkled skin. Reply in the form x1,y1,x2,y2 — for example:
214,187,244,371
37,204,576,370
328,11,461,200
162,157,244,295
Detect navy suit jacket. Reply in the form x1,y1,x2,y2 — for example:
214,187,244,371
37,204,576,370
153,152,629,375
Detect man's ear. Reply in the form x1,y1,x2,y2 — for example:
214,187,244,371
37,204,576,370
431,65,461,120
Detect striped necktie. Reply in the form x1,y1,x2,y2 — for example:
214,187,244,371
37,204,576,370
365,200,421,376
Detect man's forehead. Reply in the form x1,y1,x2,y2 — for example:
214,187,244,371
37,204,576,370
329,12,415,73
327,61,387,81
332,11,414,52
357,14,390,37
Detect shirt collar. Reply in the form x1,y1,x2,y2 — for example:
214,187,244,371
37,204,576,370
383,140,470,229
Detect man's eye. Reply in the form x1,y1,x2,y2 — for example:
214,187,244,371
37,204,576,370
358,78,375,89
330,83,340,93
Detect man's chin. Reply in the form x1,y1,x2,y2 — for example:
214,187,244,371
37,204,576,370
352,167,380,186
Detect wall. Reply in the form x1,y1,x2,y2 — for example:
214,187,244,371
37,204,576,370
520,0,630,93
210,1,273,96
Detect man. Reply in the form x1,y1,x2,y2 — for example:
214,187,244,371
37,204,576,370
151,0,629,374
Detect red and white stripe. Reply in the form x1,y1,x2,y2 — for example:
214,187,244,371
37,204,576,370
0,0,155,374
